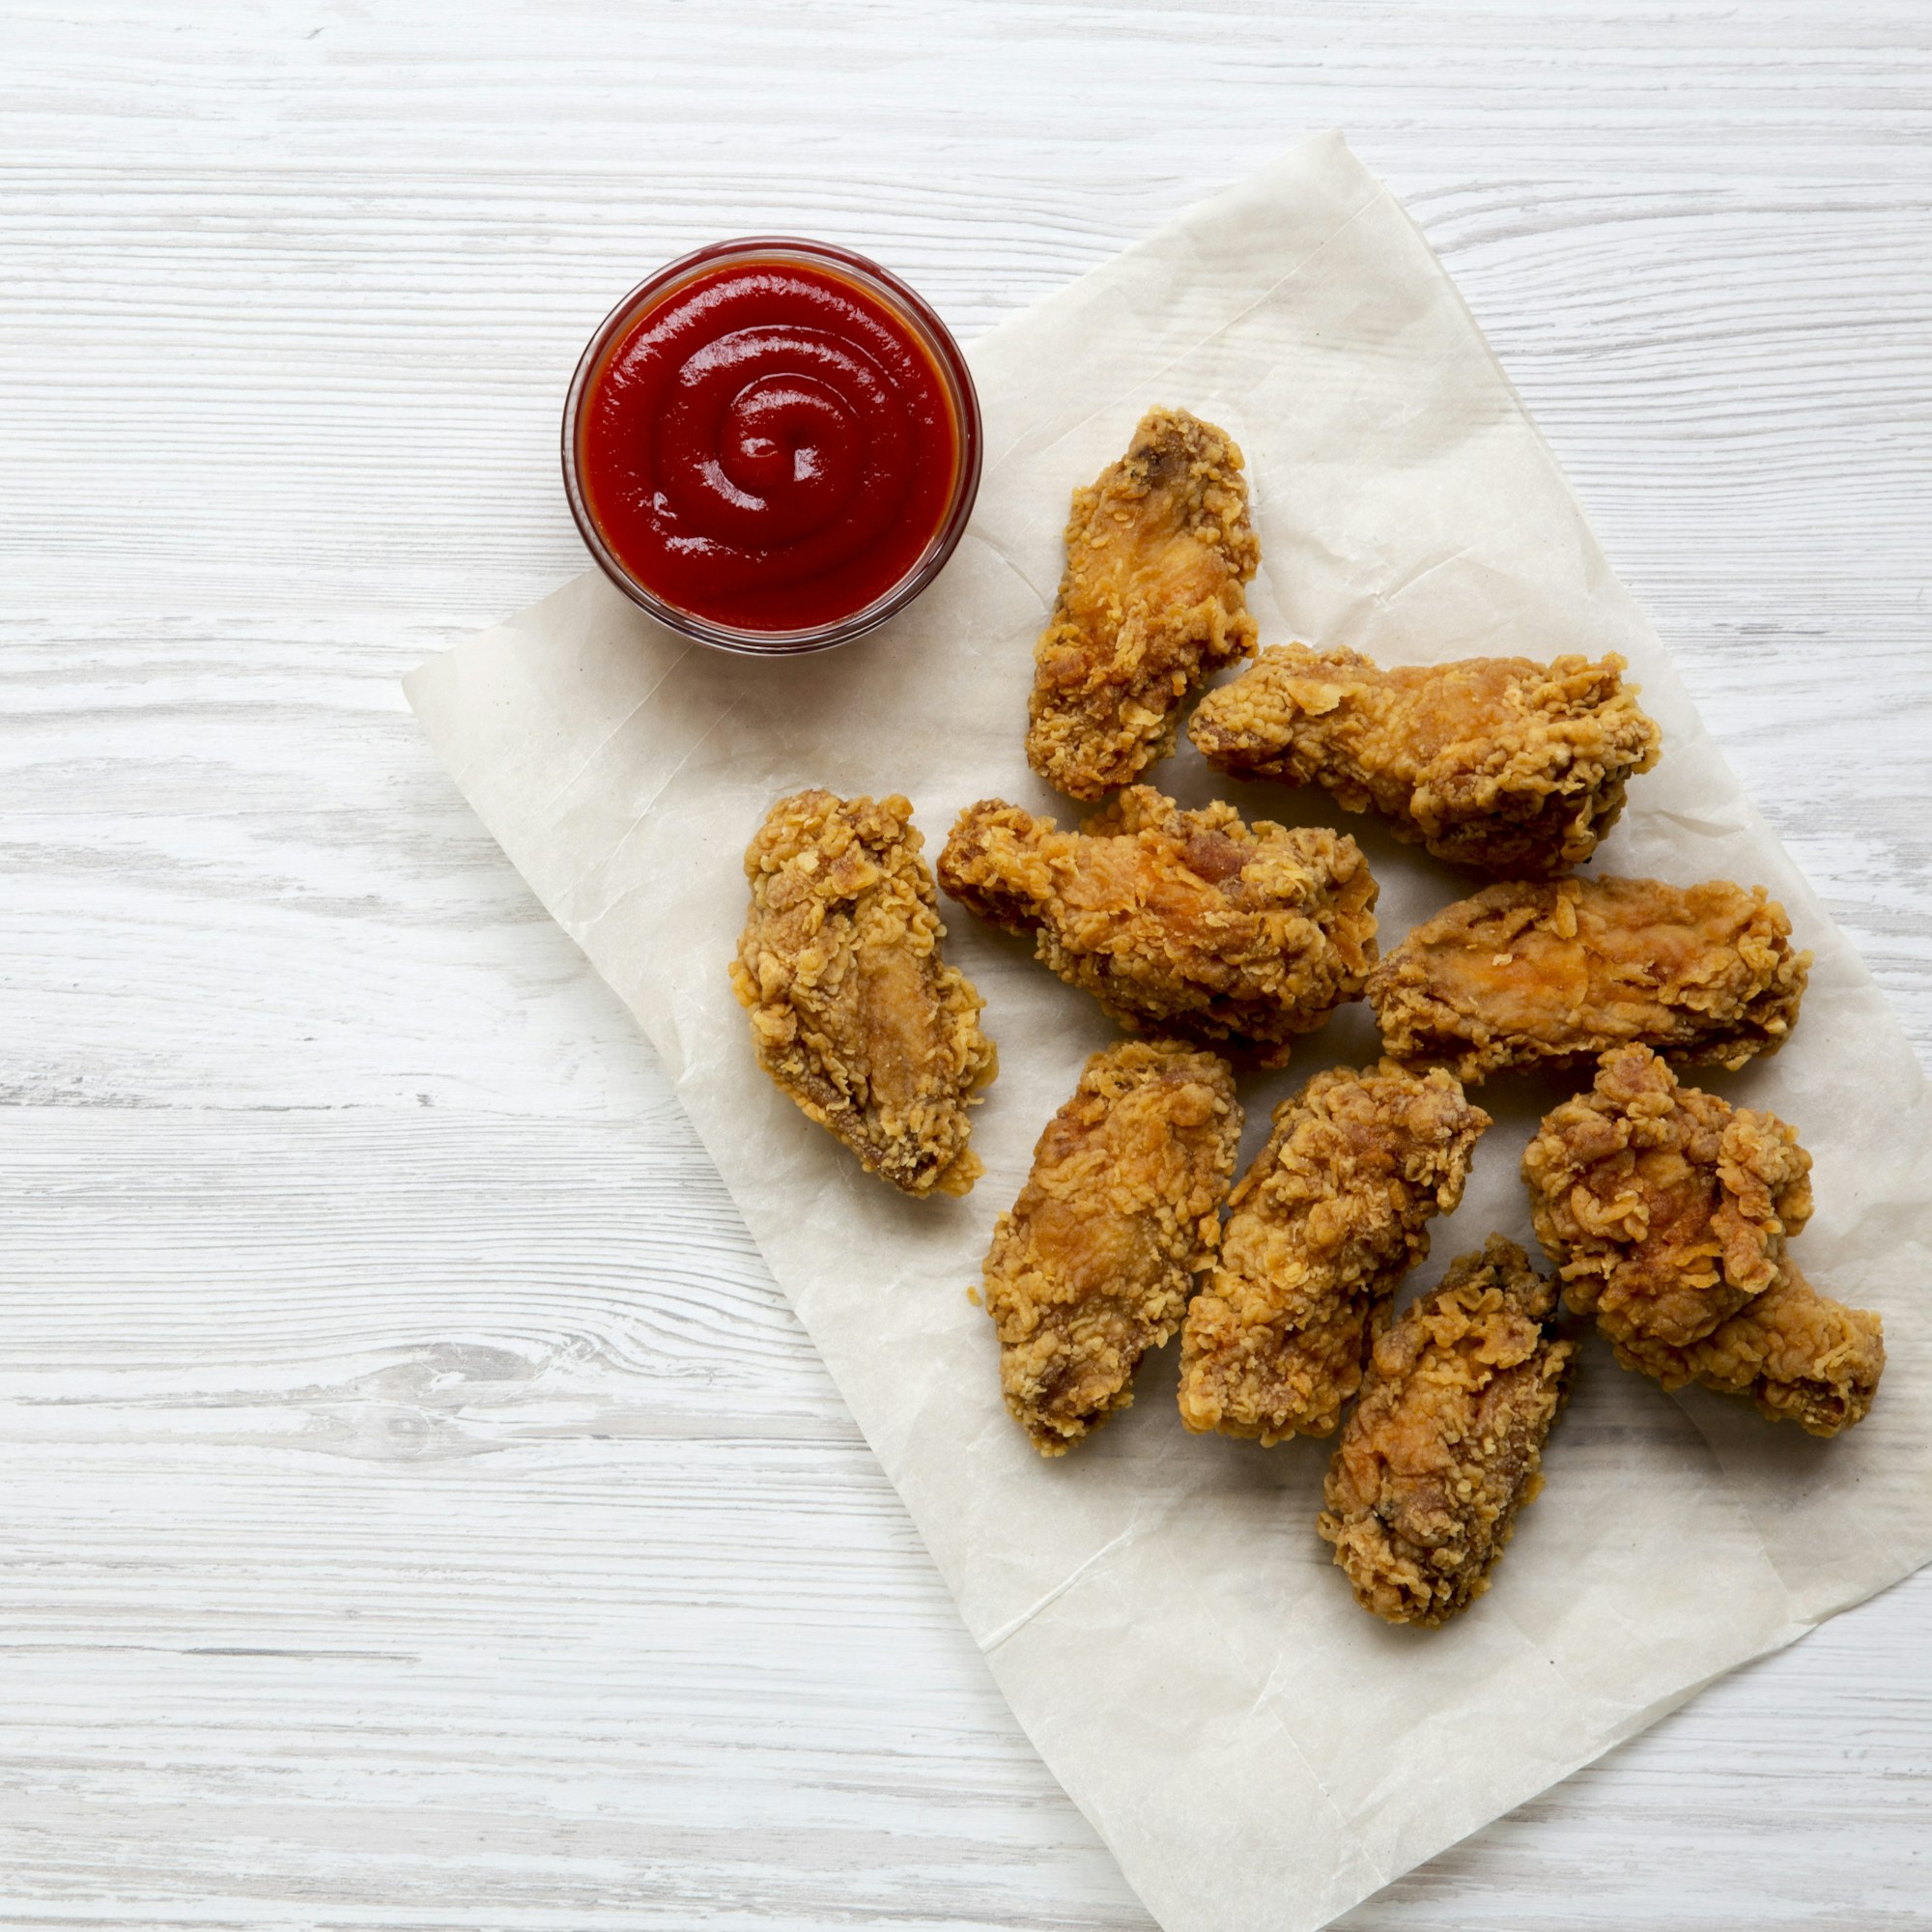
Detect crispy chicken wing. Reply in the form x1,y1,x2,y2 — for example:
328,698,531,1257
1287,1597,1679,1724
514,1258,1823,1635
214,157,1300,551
1368,875,1808,1083
1523,1046,1882,1435
980,1039,1241,1456
1318,1236,1576,1627
1189,643,1661,875
1176,1061,1490,1442
731,789,997,1197
1026,407,1260,800
937,786,1378,1066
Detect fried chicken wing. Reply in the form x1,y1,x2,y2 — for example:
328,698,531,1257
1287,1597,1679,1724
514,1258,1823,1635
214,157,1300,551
937,786,1378,1066
731,789,997,1197
1176,1061,1490,1442
980,1039,1241,1455
1368,874,1808,1083
1523,1046,1882,1435
1318,1236,1576,1627
1189,643,1661,875
1026,407,1260,800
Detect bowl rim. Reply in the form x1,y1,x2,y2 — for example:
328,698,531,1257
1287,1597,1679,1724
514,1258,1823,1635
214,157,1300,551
561,236,983,657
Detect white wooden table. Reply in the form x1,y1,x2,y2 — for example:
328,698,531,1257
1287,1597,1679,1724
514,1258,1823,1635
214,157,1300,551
5,5,1929,1926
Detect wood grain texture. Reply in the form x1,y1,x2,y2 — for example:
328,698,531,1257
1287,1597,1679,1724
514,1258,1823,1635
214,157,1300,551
2,3,1929,1927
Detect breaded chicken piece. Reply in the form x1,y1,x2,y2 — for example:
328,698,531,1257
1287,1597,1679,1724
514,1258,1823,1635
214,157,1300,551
731,789,996,1197
1318,1236,1576,1627
981,1039,1241,1455
937,786,1378,1067
1189,643,1661,875
1521,1044,1812,1348
1026,407,1260,800
1523,1046,1882,1435
1368,875,1808,1083
1612,1264,1884,1438
1176,1062,1490,1442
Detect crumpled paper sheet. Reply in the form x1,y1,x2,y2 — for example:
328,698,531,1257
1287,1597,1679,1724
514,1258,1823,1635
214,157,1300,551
407,132,1932,1932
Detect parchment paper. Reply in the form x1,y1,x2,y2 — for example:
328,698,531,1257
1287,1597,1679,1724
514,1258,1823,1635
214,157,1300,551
406,133,1932,1932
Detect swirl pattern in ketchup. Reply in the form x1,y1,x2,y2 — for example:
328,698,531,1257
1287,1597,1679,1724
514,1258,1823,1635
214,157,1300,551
578,260,963,634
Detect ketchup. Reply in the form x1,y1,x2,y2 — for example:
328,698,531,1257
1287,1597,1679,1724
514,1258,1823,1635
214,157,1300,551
577,260,963,633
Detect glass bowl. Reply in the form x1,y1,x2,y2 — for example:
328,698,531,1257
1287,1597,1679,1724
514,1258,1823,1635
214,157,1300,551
562,237,982,656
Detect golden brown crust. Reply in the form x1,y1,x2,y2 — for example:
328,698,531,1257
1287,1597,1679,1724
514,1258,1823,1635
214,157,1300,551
936,786,1378,1067
1189,643,1661,875
1368,875,1808,1083
981,1039,1241,1456
1026,407,1260,801
1318,1236,1576,1627
1523,1045,1882,1435
1176,1061,1490,1442
730,789,997,1197
1522,1044,1812,1347
1610,1264,1884,1438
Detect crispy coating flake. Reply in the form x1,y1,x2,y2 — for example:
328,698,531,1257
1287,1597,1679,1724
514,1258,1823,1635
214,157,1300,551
937,786,1378,1067
981,1039,1241,1456
1318,1236,1576,1627
1522,1044,1812,1348
1612,1264,1884,1438
1368,874,1808,1083
1176,1061,1490,1442
1026,407,1260,801
1189,643,1662,875
1524,1046,1882,1435
731,789,996,1197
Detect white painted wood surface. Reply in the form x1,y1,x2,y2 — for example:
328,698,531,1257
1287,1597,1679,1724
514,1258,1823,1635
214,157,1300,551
4,4,1929,1925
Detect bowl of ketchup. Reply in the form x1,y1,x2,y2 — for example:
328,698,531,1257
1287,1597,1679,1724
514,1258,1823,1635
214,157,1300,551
564,238,981,654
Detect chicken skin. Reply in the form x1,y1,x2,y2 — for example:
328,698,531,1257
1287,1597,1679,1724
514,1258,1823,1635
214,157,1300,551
1176,1061,1490,1442
1189,643,1661,875
1522,1046,1882,1435
731,789,997,1197
1318,1236,1577,1627
980,1039,1241,1456
1026,407,1260,801
1368,875,1808,1083
937,786,1378,1067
